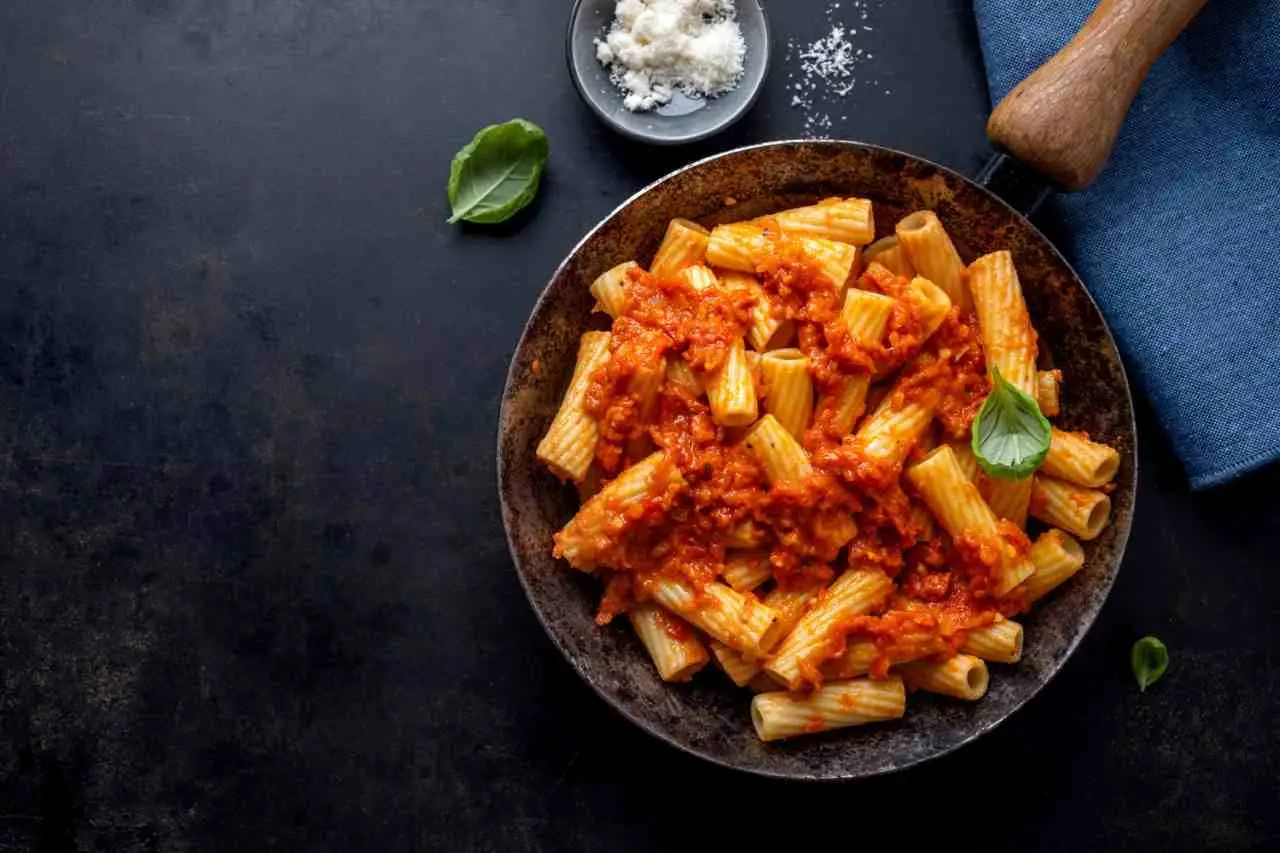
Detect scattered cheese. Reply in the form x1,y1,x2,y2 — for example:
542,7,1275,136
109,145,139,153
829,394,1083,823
784,1,890,138
595,0,746,112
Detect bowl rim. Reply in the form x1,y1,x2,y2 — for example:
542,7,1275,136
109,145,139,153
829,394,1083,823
565,0,773,146
497,138,1138,779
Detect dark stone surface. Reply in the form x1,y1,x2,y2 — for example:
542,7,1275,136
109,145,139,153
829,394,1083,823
0,0,1274,850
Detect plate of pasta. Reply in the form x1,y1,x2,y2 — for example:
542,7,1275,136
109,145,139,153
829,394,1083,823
498,141,1135,778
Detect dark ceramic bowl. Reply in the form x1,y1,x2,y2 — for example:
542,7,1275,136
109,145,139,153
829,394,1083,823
567,0,770,145
497,141,1136,779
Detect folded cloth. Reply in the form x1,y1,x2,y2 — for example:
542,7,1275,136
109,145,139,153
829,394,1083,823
973,0,1280,488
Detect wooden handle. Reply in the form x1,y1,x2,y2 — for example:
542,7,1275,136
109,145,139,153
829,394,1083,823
987,0,1207,191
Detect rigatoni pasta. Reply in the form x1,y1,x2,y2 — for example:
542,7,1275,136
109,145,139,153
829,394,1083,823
899,655,989,701
813,288,894,436
721,550,773,592
959,619,1023,663
906,445,1035,597
706,337,758,427
770,197,875,246
629,605,710,682
650,218,710,278
863,235,916,279
590,262,637,318
895,210,970,312
1030,475,1112,540
1037,369,1062,417
765,569,894,690
760,348,813,439
1023,528,1086,601
536,331,612,482
744,414,812,485
1041,428,1121,488
537,198,1121,743
751,677,906,741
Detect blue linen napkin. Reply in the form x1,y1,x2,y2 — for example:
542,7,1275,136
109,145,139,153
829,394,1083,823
973,0,1280,488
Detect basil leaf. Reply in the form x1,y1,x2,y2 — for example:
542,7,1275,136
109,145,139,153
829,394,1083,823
1131,635,1169,692
970,366,1051,480
447,119,549,225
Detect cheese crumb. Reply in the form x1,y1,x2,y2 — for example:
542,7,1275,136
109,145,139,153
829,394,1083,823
784,0,891,138
595,0,746,112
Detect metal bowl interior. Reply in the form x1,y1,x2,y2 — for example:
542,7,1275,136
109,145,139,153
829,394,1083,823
497,141,1136,780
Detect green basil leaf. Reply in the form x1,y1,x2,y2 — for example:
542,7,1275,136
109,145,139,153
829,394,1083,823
447,119,549,225
970,366,1051,480
1131,635,1169,692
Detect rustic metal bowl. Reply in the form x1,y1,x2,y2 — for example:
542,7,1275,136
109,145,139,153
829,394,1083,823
497,141,1136,780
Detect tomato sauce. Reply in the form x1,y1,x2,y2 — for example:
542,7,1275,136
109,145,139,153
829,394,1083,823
572,234,1006,658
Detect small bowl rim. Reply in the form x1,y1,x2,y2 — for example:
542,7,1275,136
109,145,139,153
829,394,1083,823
565,0,772,146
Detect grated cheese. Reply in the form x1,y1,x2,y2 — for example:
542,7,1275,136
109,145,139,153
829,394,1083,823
595,0,746,112
784,1,890,138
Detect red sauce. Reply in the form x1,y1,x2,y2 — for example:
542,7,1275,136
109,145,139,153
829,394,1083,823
563,231,1010,669
654,606,693,641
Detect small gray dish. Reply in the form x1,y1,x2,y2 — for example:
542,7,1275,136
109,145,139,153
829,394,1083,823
567,0,771,145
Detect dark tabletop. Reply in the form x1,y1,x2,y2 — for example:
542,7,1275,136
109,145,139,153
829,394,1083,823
0,1,1276,850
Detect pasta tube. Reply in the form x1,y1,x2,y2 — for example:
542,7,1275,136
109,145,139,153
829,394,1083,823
895,211,970,312
759,582,824,652
764,569,894,690
1023,528,1086,602
589,262,637,318
650,218,710,278
1037,369,1062,417
1041,428,1121,488
761,349,813,439
715,581,824,687
968,250,1041,527
799,237,859,291
960,619,1024,664
705,222,773,272
968,250,1038,396
677,263,717,292
706,223,855,289
900,655,989,701
623,349,665,461
905,276,953,340
628,605,710,682
722,550,773,592
1030,475,1111,541
720,270,791,351
771,197,875,246
985,476,1033,530
854,383,936,478
744,414,813,485
665,357,704,397
706,337,758,427
906,446,1035,596
843,287,898,341
711,640,764,687
536,332,611,482
649,577,779,657
863,235,916,279
751,676,906,741
555,451,686,570
814,288,896,435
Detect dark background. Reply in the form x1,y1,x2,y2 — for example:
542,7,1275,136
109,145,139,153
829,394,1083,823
0,1,1275,850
